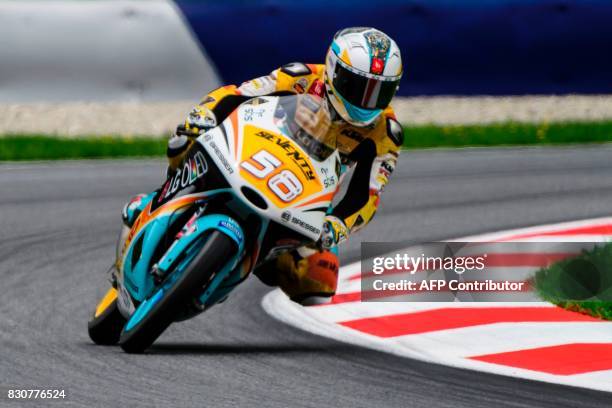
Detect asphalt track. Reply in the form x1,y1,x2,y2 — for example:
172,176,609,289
1,146,612,407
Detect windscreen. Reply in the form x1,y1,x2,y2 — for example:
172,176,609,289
272,95,336,162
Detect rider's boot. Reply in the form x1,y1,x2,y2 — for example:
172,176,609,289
253,246,339,305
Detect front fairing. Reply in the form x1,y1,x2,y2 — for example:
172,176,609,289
116,144,233,310
198,95,341,241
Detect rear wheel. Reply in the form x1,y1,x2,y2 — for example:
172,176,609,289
118,230,237,353
88,287,126,345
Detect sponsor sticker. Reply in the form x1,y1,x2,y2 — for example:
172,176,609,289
218,219,243,244
308,79,324,97
254,130,316,180
209,140,234,174
243,107,266,122
293,77,308,93
290,216,321,235
164,151,208,199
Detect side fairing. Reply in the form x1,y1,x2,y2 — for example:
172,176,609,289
117,145,231,307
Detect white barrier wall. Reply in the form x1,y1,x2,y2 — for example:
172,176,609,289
0,0,220,102
3,96,612,137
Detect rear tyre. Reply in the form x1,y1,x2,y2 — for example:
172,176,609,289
118,231,237,354
88,288,126,345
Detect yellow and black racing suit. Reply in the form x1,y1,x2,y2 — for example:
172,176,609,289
169,62,404,302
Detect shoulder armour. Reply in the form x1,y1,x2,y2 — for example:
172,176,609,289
386,117,404,147
280,62,312,77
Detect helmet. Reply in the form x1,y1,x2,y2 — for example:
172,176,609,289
325,27,402,127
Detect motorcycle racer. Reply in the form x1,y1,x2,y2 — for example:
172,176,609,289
123,27,404,304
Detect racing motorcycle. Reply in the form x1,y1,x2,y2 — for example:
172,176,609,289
87,94,340,353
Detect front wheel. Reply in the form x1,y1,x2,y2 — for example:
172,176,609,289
118,230,238,353
88,287,126,345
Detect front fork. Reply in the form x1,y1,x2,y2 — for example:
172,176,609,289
92,222,128,319
114,225,130,275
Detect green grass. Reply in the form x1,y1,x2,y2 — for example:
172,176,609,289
533,242,612,320
0,135,166,161
2,120,612,160
402,120,612,148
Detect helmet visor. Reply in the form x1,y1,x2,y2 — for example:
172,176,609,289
332,60,400,110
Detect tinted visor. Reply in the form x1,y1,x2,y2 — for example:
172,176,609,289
332,61,400,110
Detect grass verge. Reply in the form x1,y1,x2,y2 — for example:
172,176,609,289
533,242,612,320
1,121,612,160
0,135,166,161
402,120,612,148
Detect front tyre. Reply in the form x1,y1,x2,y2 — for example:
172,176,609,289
88,287,126,345
118,231,237,354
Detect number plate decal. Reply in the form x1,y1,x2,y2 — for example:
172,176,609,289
239,125,322,207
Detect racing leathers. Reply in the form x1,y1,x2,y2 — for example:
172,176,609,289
133,62,403,303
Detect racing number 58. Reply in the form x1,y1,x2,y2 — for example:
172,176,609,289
241,150,303,202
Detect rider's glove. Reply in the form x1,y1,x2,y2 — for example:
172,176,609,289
319,215,349,250
183,105,217,135
168,105,218,171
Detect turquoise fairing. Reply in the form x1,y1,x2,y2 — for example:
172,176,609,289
122,211,178,303
155,214,244,275
124,192,155,226
124,287,164,332
124,213,244,332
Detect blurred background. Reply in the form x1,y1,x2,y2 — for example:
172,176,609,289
1,0,612,154
178,0,612,96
